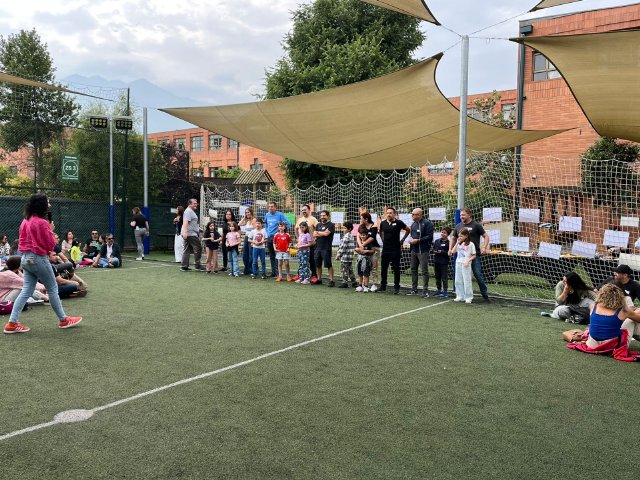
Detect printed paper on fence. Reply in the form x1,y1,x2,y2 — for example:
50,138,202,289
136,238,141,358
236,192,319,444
571,241,597,258
519,208,540,223
603,229,629,248
428,208,446,221
483,208,502,222
559,216,582,232
508,236,530,252
538,242,561,260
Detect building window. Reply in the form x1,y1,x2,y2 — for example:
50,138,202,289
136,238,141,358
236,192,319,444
228,138,239,149
427,162,454,176
467,108,483,121
502,103,516,122
209,134,222,150
8,165,18,175
191,168,202,177
533,53,561,81
209,167,219,177
250,158,264,170
175,138,186,150
190,136,203,152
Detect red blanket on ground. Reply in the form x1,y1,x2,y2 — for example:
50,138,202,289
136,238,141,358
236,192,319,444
567,329,640,362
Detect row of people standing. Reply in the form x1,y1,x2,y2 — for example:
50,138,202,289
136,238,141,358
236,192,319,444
175,199,492,301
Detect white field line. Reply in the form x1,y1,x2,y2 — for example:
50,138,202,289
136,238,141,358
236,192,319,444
0,300,449,442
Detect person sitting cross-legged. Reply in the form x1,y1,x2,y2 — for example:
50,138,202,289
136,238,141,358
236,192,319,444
92,234,121,268
541,272,596,324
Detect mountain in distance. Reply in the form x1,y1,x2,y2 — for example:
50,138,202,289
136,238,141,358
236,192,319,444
62,74,204,133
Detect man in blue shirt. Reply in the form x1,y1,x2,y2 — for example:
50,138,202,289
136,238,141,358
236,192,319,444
264,202,290,277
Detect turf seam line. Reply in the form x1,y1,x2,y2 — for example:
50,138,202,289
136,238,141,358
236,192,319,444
0,300,449,442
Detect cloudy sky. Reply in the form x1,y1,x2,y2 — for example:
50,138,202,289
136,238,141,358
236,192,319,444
0,0,631,126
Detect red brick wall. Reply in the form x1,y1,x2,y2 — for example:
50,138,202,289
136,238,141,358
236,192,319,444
148,129,287,189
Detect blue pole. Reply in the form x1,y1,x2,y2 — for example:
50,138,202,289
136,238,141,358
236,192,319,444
109,205,115,236
142,206,150,255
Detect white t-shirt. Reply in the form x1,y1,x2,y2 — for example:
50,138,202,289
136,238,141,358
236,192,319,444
455,242,476,264
106,244,113,258
248,228,267,249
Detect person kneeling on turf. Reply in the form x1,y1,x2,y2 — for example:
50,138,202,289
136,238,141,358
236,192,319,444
541,272,595,324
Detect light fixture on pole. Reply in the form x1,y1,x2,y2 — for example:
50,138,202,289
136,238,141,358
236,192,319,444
88,115,133,235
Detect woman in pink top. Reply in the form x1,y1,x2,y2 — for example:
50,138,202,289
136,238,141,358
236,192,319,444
3,193,82,334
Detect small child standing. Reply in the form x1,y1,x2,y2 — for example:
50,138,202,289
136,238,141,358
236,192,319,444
354,226,374,292
225,221,241,277
295,221,312,284
204,221,222,273
336,221,356,288
273,221,292,282
249,219,268,279
432,226,452,297
452,229,476,303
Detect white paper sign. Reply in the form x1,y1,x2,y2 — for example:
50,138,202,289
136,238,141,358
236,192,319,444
428,208,446,221
332,234,342,246
571,241,597,258
238,205,247,218
621,216,640,228
538,242,561,260
635,238,640,249
559,216,582,232
371,213,378,223
331,211,345,224
519,208,540,223
487,230,502,245
508,236,530,252
483,207,502,222
399,214,412,225
603,229,629,248
433,232,442,243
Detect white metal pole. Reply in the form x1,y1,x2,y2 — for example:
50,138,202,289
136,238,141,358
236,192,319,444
143,107,148,208
457,35,470,215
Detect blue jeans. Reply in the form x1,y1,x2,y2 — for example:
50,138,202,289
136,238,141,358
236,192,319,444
228,248,239,276
9,252,66,322
252,248,266,275
242,236,253,275
97,257,120,268
471,256,488,296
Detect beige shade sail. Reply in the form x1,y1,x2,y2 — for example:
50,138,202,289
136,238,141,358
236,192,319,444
161,55,564,170
358,0,439,24
0,71,104,99
530,0,581,11
514,29,640,142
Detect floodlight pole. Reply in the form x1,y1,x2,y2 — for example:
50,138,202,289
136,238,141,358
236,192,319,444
456,35,470,225
142,107,150,255
109,116,115,235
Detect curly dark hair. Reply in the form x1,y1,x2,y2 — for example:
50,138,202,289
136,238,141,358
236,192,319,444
24,193,49,219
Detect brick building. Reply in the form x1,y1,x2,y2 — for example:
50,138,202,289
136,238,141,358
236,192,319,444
147,128,287,189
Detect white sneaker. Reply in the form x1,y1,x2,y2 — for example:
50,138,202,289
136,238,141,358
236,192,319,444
465,299,473,304
26,298,44,305
135,257,143,261
362,287,370,292
454,297,463,302
369,284,378,292
355,286,363,292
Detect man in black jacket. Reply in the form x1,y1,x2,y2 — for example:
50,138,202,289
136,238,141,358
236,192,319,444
407,208,434,298
92,234,122,268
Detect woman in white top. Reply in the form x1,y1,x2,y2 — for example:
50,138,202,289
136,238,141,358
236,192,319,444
239,207,257,275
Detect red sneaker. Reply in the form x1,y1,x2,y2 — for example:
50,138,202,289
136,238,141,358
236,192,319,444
3,322,30,334
311,276,318,284
58,316,82,329
293,275,299,281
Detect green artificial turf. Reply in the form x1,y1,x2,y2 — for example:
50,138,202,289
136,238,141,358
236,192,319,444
1,260,639,479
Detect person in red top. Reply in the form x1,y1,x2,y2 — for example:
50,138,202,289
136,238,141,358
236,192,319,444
273,221,292,282
3,193,82,334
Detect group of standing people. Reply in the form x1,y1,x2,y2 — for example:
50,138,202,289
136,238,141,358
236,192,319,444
173,199,493,302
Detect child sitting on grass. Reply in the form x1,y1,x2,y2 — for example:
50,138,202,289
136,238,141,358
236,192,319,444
336,221,356,288
354,226,374,292
273,221,292,282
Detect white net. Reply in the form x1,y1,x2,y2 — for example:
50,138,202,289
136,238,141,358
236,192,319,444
201,149,640,303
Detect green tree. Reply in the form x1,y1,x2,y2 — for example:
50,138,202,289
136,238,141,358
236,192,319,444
581,137,640,224
263,0,425,187
0,29,79,189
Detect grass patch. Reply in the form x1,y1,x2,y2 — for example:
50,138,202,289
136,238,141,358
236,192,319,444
1,261,636,479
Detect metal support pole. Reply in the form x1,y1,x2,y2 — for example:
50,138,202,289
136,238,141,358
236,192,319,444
109,117,115,234
514,33,528,236
456,35,470,225
142,107,150,255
